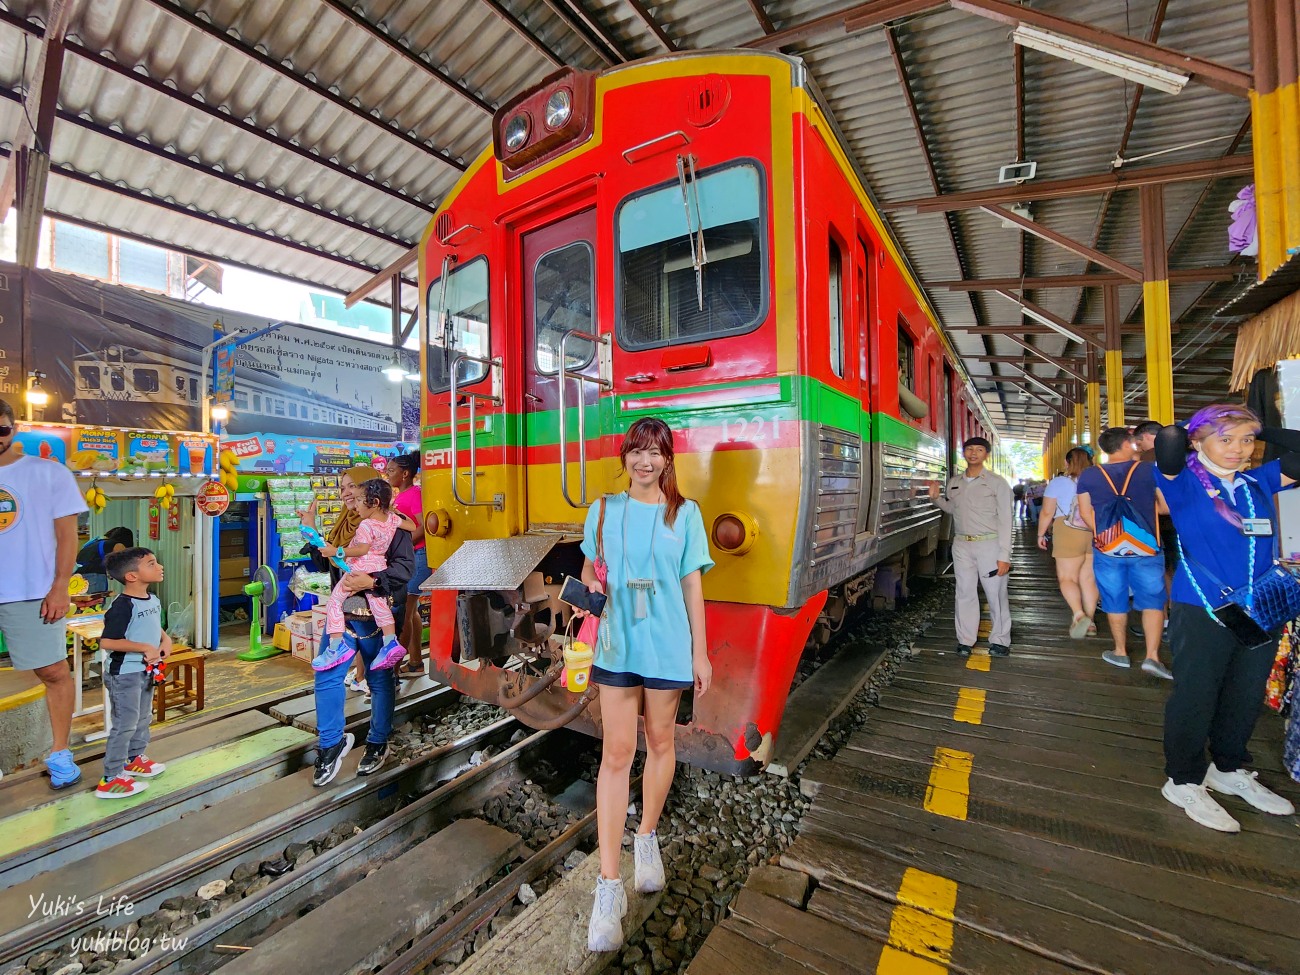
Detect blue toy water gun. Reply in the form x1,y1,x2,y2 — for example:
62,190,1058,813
301,525,350,573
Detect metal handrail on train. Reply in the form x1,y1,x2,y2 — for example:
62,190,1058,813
448,350,505,510
557,329,612,508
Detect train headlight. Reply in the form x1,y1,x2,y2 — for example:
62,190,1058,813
544,88,572,130
711,511,758,555
503,113,530,152
426,508,451,538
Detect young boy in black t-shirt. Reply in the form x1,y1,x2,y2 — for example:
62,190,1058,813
96,547,171,799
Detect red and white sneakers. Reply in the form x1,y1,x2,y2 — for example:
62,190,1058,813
96,775,149,799
124,755,167,777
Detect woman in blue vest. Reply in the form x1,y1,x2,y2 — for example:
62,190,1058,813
74,527,134,594
1155,405,1298,832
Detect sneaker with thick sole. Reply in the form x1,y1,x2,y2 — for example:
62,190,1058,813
312,732,355,787
586,877,628,952
312,636,356,673
1140,658,1173,680
1161,779,1240,832
988,643,1011,657
44,749,81,790
955,644,973,657
124,755,166,777
344,673,368,694
96,774,149,799
371,637,408,671
1101,650,1131,669
356,742,390,776
1068,614,1092,639
633,831,666,893
1204,765,1296,816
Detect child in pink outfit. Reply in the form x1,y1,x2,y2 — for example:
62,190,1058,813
316,479,408,672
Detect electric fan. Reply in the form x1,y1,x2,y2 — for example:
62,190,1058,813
237,565,281,661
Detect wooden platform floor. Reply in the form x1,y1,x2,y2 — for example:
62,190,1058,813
689,530,1300,975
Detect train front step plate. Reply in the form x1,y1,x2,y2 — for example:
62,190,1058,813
424,535,560,591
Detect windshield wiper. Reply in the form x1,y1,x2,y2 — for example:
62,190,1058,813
675,154,708,310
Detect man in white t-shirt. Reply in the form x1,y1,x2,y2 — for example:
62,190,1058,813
0,400,88,788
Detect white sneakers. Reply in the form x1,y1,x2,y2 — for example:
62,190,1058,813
1162,780,1240,833
1204,765,1296,816
633,831,666,893
587,876,627,952
1163,766,1296,833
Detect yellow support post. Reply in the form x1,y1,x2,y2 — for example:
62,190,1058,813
1140,186,1175,425
1087,382,1101,446
1103,286,1125,429
1248,1,1300,278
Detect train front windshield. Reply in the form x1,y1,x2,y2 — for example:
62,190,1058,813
426,257,491,391
616,161,766,350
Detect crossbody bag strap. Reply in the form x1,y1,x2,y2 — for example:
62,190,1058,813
595,496,607,564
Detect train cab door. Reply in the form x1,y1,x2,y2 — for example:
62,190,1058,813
520,208,609,531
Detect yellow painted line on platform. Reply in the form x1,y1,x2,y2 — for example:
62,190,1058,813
875,867,959,973
952,688,986,725
976,620,991,638
965,653,990,672
923,747,973,821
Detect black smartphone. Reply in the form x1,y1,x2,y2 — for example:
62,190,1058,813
1211,603,1274,650
559,575,608,617
985,568,999,578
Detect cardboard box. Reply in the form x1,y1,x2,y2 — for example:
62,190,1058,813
289,631,315,662
310,605,327,639
272,622,291,652
219,558,249,581
284,611,314,639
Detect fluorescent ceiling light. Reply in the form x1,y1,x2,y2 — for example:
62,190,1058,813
1012,25,1189,95
994,291,1082,343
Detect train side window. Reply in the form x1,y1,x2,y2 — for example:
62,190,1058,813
534,241,595,374
274,400,285,417
190,379,199,401
110,371,125,392
253,394,262,412
897,322,929,422
289,403,298,418
616,161,766,350
312,408,319,421
425,257,490,392
77,366,100,390
133,370,159,393
897,324,914,392
828,239,844,378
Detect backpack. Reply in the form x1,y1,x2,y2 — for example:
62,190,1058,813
1091,463,1159,557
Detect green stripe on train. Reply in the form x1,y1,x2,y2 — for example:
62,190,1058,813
421,375,943,452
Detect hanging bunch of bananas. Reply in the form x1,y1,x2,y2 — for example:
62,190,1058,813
153,482,176,508
218,449,239,492
83,483,107,513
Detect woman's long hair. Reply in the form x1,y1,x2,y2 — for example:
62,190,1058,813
1064,447,1092,479
1184,404,1262,529
620,417,686,527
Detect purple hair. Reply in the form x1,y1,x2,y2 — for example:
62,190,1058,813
1183,404,1261,528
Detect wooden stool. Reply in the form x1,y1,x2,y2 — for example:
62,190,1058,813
156,650,206,722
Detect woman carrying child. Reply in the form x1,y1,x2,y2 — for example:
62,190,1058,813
301,466,413,787
313,478,408,672
578,417,714,952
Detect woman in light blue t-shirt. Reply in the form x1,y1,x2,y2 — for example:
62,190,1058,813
578,417,714,952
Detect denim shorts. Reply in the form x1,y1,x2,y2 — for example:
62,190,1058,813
591,666,693,691
1093,552,1167,614
407,546,432,595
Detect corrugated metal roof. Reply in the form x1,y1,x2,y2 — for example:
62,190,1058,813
0,0,1256,435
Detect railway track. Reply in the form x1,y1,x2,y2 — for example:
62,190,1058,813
110,724,585,975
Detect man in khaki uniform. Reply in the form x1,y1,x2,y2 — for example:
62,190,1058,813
929,437,1013,656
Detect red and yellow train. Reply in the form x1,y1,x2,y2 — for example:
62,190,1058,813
417,51,995,774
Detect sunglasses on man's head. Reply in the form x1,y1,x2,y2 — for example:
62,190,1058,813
0,425,13,437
